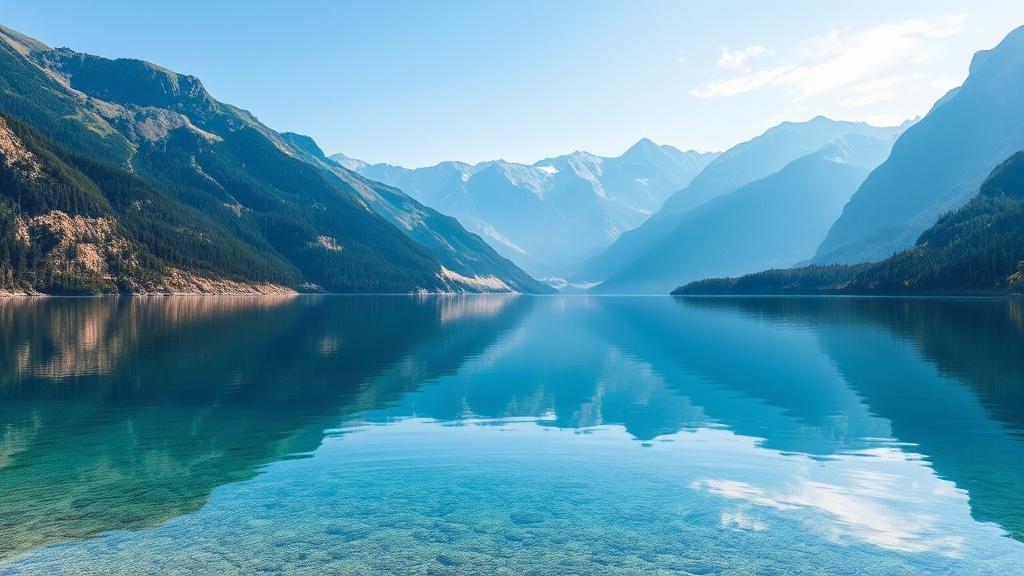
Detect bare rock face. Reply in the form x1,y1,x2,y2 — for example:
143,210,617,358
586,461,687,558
13,216,29,244
437,266,511,293
1011,262,1024,291
131,268,296,295
26,211,133,289
308,235,343,252
7,211,297,295
0,116,43,180
91,101,223,145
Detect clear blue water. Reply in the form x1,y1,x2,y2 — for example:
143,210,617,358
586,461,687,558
1,295,1023,574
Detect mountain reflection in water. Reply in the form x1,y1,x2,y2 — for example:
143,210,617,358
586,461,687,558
1,295,1022,574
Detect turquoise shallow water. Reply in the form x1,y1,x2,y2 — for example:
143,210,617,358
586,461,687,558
1,295,1023,574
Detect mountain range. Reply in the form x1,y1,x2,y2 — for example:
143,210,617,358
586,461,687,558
813,25,1024,265
581,117,905,293
593,132,900,294
676,24,1024,296
2,19,1023,298
279,133,545,292
334,140,717,278
0,24,549,295
676,149,1024,295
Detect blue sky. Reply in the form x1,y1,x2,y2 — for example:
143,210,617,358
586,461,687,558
3,0,1023,166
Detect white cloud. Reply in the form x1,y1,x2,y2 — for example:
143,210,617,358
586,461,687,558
690,65,793,98
717,45,768,69
691,15,966,102
691,470,966,556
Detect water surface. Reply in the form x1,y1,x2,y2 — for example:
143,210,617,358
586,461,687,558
1,295,1023,574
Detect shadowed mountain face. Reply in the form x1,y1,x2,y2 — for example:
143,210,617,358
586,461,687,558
678,149,1024,296
814,25,1024,265
335,140,718,278
578,117,904,288
0,25,546,294
593,133,897,294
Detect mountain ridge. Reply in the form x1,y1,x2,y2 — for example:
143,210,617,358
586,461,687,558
282,132,551,293
0,24,549,294
333,141,719,277
677,150,1024,296
580,117,905,290
813,24,1024,265
592,131,899,294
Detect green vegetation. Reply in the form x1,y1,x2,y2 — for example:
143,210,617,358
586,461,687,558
0,200,40,291
0,114,297,293
0,31,133,166
281,132,553,293
675,264,872,295
0,25,548,294
813,25,1024,265
676,151,1024,296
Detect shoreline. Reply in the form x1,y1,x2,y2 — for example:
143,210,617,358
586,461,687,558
672,289,1024,299
0,290,534,298
2,291,1021,300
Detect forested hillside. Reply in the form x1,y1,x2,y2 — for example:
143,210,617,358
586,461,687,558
0,24,545,294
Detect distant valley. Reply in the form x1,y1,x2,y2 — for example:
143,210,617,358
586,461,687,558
335,140,717,279
585,118,906,294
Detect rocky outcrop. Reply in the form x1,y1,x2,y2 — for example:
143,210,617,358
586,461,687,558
0,116,43,179
308,235,342,252
128,268,297,295
437,266,512,293
25,211,135,286
3,210,296,296
1011,262,1024,291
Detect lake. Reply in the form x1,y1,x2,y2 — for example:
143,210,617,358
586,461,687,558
1,295,1023,575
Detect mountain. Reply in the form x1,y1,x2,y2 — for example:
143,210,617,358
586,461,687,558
814,25,1024,265
280,133,550,293
591,133,897,294
577,117,905,285
0,24,547,294
0,112,292,295
334,140,718,277
676,150,1024,295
